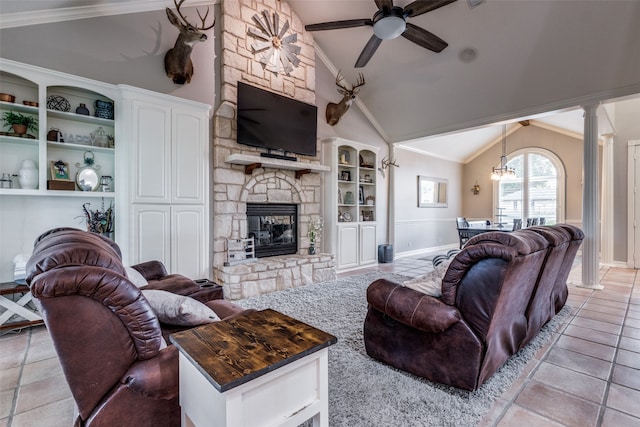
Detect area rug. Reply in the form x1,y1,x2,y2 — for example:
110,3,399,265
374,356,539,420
236,272,572,426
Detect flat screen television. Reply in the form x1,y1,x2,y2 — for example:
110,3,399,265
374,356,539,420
236,82,318,159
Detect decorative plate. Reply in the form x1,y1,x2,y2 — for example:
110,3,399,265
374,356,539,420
47,95,70,112
343,212,352,222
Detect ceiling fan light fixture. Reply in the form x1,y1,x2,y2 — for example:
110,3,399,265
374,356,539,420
373,8,406,40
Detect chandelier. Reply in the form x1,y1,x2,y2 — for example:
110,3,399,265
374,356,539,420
491,125,516,181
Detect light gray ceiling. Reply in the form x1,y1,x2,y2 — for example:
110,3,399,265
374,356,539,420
2,0,639,163
288,0,640,161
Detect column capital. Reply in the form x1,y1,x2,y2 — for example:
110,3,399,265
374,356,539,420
581,103,600,112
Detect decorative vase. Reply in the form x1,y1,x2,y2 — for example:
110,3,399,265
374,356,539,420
308,243,316,255
75,103,90,115
18,160,38,189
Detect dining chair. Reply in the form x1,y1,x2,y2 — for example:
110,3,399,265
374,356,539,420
526,218,534,227
457,229,474,249
513,218,523,230
456,217,469,228
538,217,546,225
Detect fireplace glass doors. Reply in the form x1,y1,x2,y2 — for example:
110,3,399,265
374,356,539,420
246,203,298,257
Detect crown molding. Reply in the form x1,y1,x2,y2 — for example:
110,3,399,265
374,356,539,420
396,143,462,164
0,0,219,30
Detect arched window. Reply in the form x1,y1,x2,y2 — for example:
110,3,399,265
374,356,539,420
494,148,565,225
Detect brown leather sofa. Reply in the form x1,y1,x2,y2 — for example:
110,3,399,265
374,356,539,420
363,224,583,391
26,227,251,427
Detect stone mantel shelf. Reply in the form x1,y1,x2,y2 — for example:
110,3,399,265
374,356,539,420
225,154,330,178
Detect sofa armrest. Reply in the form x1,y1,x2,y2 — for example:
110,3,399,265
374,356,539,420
131,261,168,281
366,279,460,333
121,346,178,400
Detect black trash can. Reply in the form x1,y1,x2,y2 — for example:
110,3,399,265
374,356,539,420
378,244,393,263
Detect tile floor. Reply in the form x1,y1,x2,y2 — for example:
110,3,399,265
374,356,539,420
1,254,638,427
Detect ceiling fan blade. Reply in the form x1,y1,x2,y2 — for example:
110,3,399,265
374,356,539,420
375,0,394,11
404,0,457,18
355,34,383,68
402,22,448,52
305,19,372,32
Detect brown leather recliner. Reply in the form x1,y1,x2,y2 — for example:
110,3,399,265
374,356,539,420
364,228,561,390
552,224,585,313
460,225,575,349
26,228,250,427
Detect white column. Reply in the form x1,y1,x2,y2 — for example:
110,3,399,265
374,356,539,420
579,104,603,289
387,144,396,247
600,134,615,265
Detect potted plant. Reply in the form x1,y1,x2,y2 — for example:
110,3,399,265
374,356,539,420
1,111,38,135
307,216,324,255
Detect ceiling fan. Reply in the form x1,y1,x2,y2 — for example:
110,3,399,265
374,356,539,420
305,0,457,68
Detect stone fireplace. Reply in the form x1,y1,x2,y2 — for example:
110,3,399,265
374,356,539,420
212,170,335,299
211,0,336,299
247,203,297,258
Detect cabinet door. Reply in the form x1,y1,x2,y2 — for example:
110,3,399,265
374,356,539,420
337,224,359,269
132,101,171,203
132,204,171,267
171,205,207,278
172,109,207,204
359,224,377,265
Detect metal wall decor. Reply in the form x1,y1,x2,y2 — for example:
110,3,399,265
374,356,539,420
75,151,101,191
248,10,301,75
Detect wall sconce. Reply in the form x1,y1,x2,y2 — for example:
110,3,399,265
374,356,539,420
471,183,480,195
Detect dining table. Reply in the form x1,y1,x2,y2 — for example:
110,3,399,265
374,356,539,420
458,223,515,239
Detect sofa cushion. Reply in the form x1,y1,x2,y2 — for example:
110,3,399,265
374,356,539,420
401,260,450,297
125,266,148,288
142,290,220,326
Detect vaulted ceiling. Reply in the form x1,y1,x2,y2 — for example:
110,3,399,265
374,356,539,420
2,0,639,162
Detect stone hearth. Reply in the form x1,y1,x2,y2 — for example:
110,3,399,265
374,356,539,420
216,254,336,300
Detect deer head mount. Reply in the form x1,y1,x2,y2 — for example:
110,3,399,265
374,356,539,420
325,71,365,126
164,0,215,85
378,156,399,178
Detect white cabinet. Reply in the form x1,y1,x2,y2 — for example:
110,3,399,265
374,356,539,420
359,223,378,264
322,138,379,271
132,204,206,278
0,59,212,282
0,59,119,282
337,224,359,269
121,87,211,279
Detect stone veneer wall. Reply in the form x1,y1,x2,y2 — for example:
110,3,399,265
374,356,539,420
212,0,335,297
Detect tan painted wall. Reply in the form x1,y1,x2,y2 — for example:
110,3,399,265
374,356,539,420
462,125,584,223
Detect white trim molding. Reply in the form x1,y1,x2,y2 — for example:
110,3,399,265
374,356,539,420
629,140,640,269
0,0,219,30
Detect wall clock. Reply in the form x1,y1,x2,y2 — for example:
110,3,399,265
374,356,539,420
248,10,301,75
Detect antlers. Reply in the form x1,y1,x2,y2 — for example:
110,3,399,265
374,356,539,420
335,71,366,95
164,0,215,84
172,0,215,30
326,71,366,126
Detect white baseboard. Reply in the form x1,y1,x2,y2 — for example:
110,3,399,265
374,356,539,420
395,244,459,259
600,261,631,269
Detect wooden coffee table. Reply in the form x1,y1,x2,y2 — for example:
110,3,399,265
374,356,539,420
170,309,337,427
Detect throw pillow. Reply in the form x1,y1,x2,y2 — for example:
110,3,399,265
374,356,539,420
125,266,148,288
402,260,451,298
142,290,220,326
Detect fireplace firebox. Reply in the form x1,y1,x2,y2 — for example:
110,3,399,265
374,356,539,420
246,203,298,258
